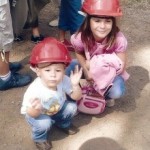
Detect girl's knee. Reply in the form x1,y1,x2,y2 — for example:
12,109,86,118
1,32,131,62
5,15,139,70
110,76,126,99
105,85,125,99
112,88,125,99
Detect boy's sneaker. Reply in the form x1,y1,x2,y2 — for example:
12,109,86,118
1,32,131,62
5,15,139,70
106,99,115,107
9,62,22,72
49,18,59,27
57,124,79,135
31,35,44,44
34,141,52,150
62,39,75,52
0,73,32,91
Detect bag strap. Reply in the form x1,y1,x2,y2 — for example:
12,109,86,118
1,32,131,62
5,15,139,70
84,44,107,60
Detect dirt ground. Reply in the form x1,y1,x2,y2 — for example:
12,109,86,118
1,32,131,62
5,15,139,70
0,0,150,150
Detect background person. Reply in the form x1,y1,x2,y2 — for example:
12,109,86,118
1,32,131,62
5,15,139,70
58,0,84,51
0,0,32,91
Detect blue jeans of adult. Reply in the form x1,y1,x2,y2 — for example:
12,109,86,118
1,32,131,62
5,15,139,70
25,100,77,142
58,0,84,34
66,59,126,100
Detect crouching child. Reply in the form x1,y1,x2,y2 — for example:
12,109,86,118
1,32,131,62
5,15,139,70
21,37,82,150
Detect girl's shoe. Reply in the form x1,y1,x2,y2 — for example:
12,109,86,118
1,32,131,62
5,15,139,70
31,35,44,44
106,99,115,107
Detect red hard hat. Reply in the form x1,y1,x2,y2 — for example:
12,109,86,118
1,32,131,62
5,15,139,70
82,0,122,17
30,37,71,67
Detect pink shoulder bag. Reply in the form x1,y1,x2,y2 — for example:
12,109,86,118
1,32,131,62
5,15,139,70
77,79,106,115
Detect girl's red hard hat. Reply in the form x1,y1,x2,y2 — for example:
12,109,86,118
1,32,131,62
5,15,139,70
82,0,122,17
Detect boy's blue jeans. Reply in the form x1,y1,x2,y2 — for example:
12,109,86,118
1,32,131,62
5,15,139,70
25,100,77,142
66,59,126,100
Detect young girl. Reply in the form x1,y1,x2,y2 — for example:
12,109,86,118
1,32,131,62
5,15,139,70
66,0,129,107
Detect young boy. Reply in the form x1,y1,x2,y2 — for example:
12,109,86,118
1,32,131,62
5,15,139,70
21,37,82,150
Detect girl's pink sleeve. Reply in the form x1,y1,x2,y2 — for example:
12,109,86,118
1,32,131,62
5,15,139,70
114,32,128,52
70,33,84,53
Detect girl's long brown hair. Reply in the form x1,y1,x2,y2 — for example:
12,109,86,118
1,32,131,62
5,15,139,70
77,15,119,52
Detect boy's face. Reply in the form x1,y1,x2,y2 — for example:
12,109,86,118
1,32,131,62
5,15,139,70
36,63,65,90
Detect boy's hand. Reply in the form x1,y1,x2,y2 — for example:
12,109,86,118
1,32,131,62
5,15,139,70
27,98,43,118
30,98,43,110
70,65,82,86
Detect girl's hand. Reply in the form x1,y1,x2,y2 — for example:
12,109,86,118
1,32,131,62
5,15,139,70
116,62,125,75
30,98,43,110
70,65,82,86
116,67,123,75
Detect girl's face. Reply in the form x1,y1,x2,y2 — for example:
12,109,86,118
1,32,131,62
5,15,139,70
36,63,65,90
90,17,113,42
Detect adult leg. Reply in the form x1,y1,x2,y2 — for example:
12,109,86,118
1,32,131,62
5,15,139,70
0,52,9,75
0,51,32,91
23,0,44,43
58,0,84,51
49,0,60,27
67,0,84,34
10,0,28,41
0,2,31,90
30,18,44,43
58,0,69,41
